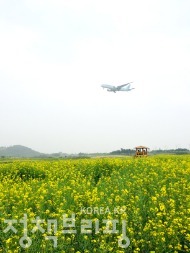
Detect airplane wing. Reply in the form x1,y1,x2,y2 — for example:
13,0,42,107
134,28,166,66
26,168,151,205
116,82,133,90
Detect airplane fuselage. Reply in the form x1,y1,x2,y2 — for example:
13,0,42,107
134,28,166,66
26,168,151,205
101,84,134,92
119,86,135,91
101,84,117,92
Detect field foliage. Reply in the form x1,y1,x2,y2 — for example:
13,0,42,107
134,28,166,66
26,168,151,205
0,155,190,252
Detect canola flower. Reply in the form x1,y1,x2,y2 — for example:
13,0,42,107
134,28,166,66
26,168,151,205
0,155,190,252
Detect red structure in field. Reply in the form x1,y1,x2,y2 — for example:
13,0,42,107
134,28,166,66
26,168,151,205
135,146,149,157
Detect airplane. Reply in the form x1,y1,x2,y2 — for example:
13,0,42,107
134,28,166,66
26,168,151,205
101,82,134,93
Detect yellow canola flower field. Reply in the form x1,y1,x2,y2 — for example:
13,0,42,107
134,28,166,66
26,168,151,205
0,155,190,253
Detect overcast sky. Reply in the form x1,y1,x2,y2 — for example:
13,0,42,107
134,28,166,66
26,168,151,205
0,0,190,153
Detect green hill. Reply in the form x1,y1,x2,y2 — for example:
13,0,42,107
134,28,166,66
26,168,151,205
0,145,44,158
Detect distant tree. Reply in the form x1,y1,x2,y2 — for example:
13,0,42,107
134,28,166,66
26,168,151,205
110,148,135,156
150,148,189,155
